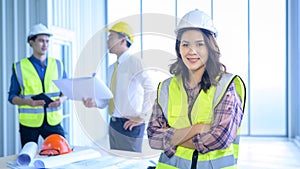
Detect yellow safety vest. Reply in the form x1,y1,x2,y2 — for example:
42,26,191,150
156,73,246,169
14,57,64,127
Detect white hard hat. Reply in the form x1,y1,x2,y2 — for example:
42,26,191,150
27,23,53,42
175,9,217,37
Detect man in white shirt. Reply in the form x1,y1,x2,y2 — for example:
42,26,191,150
82,21,154,152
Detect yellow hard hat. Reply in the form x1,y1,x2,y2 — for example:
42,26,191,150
107,21,134,44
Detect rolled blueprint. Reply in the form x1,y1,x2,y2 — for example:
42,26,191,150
33,148,101,168
16,141,38,166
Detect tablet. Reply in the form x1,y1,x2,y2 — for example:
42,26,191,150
31,93,54,107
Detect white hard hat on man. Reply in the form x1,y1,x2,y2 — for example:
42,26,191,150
175,9,217,38
27,23,53,43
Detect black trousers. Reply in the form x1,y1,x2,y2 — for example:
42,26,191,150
19,120,65,147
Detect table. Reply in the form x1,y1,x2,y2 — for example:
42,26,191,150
0,155,17,169
0,150,158,169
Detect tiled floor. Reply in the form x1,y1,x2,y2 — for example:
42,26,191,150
238,137,300,169
144,136,300,169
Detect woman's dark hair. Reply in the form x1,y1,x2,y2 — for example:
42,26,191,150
169,28,226,92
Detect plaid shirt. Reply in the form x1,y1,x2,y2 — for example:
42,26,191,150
147,80,244,157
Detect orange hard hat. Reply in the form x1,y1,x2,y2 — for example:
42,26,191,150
39,134,72,156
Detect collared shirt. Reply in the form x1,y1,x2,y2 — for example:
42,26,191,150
8,55,67,104
97,50,156,118
147,79,244,157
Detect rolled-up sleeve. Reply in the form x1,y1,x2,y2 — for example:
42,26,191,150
8,66,21,104
147,99,176,157
95,99,109,109
192,82,244,154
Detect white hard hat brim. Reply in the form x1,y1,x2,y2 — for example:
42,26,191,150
175,9,218,37
27,33,53,43
174,26,217,37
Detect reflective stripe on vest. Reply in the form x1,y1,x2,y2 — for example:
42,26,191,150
156,73,246,169
157,152,236,169
14,57,64,127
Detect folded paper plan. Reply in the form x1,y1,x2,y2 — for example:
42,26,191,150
53,77,113,101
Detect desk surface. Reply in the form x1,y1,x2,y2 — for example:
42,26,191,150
0,155,17,169
0,151,158,169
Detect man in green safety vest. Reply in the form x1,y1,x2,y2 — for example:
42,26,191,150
8,23,68,147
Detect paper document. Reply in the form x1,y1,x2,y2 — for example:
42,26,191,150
53,77,113,101
7,148,158,169
33,148,101,168
16,142,38,166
